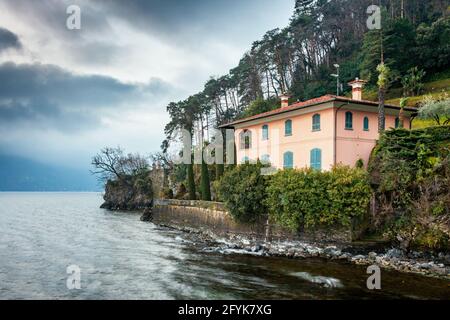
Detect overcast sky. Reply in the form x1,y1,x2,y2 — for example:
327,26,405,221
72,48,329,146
0,0,294,171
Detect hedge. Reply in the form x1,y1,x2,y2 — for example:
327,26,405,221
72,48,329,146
216,161,269,223
266,166,371,231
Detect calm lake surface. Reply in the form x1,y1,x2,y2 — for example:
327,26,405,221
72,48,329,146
0,192,449,300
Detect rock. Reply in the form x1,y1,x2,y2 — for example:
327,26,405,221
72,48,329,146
368,252,377,260
101,176,153,210
294,251,307,258
418,263,432,270
338,253,351,260
386,248,404,259
430,265,447,275
140,208,153,222
252,244,263,252
323,246,341,258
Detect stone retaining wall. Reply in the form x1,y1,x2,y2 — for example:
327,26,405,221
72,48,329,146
153,199,355,243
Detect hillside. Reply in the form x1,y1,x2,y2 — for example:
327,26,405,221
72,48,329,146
162,0,450,150
361,70,450,128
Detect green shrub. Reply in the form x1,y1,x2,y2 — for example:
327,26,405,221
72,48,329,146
369,126,450,250
216,162,269,223
175,183,187,199
355,158,364,169
160,187,174,199
266,166,371,231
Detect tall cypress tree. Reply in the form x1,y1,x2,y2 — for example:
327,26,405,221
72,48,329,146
187,154,196,200
200,150,211,201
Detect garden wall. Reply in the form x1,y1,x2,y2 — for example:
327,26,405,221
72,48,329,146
152,199,358,244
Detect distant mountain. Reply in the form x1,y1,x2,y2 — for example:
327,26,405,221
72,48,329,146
0,154,101,191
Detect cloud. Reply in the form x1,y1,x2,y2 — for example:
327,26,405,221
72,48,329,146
0,27,22,52
97,0,295,48
0,62,174,131
0,0,294,173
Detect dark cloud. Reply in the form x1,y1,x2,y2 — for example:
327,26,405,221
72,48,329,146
0,0,120,64
0,62,173,131
2,0,293,53
0,27,22,52
100,0,294,46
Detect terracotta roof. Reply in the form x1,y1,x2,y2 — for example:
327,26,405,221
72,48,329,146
220,95,417,128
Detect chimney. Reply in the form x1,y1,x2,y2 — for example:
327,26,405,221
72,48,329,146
280,94,290,108
348,78,367,101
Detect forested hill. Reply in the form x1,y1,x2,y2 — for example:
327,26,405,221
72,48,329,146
163,0,450,148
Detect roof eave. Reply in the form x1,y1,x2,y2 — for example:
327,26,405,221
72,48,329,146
219,97,417,129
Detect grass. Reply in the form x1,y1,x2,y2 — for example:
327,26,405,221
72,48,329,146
360,73,450,129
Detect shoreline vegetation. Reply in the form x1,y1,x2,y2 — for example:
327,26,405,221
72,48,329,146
93,126,450,280
91,1,450,281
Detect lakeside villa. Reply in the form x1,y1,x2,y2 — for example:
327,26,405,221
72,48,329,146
221,79,417,170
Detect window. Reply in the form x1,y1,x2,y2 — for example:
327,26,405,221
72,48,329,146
262,125,269,140
283,152,294,169
345,112,353,130
310,148,322,170
285,120,293,136
261,154,271,165
239,130,252,149
395,117,400,128
312,114,321,131
241,156,250,164
363,117,369,131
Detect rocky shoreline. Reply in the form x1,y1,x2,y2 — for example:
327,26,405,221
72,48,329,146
153,223,450,280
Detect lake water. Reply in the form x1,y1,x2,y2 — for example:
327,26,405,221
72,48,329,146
0,192,449,300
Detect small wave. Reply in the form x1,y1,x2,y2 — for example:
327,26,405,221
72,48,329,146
201,246,264,256
290,272,343,288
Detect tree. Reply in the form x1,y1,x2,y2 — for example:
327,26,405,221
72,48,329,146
377,63,392,132
164,96,203,200
200,149,211,201
418,94,450,125
416,16,450,72
91,147,149,183
402,67,426,97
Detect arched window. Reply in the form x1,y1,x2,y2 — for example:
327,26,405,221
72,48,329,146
395,117,400,128
285,120,293,136
241,156,250,164
363,116,369,131
345,112,353,130
283,152,294,169
239,130,252,149
261,154,271,165
310,148,322,170
312,114,321,131
262,125,269,140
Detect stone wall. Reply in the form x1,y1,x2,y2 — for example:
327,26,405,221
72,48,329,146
152,199,355,244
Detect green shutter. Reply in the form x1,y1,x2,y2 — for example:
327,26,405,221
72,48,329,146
285,120,292,136
283,152,293,169
363,117,369,131
312,114,320,131
310,149,322,170
345,112,353,129
262,125,269,140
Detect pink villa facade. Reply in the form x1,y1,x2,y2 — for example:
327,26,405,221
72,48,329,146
221,79,417,170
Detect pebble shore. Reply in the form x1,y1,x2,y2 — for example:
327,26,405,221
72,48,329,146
165,225,450,280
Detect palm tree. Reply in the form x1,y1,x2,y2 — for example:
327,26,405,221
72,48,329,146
377,63,391,133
